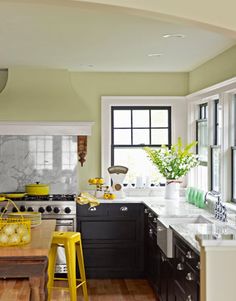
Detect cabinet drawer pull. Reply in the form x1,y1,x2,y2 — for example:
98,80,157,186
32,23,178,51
196,261,200,270
186,251,194,259
176,263,184,271
186,272,194,281
161,255,167,262
88,207,97,211
144,208,149,214
186,295,193,301
153,218,157,223
148,212,153,217
149,228,153,235
120,206,128,212
157,226,164,232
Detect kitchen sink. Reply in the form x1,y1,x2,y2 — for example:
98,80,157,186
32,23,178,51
156,215,213,258
158,215,213,228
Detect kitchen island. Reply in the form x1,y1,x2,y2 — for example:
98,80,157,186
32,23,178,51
0,220,56,301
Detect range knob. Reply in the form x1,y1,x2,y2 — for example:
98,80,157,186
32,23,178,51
12,207,18,213
46,205,52,213
20,205,26,212
64,207,71,214
38,207,45,213
27,207,34,212
53,207,60,214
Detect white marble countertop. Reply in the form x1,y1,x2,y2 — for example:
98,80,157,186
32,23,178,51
97,196,236,251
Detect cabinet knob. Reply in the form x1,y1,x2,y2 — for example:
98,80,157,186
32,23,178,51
144,208,149,214
149,228,153,236
153,217,157,223
120,206,128,212
148,212,153,218
186,251,194,259
196,261,200,270
88,207,97,211
186,272,194,281
177,263,184,271
161,255,167,262
157,226,164,232
186,295,193,301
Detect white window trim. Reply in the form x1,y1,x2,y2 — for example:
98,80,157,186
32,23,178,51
101,96,186,184
187,77,236,202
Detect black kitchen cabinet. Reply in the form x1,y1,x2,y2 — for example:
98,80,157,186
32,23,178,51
144,207,161,295
144,206,174,301
77,203,144,278
160,253,175,301
173,232,200,301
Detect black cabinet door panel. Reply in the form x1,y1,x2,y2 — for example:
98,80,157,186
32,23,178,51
81,220,136,241
83,245,137,270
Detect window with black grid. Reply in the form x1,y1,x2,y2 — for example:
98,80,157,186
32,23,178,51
111,106,171,185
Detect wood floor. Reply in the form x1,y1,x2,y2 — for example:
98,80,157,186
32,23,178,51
0,279,158,301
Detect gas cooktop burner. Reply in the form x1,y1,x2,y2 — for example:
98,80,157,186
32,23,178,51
6,194,76,202
22,194,76,201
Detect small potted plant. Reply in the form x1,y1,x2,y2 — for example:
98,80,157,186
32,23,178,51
144,138,199,199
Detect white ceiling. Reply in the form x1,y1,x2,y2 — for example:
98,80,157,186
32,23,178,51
0,1,235,72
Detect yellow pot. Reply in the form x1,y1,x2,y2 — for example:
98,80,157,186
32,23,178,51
25,182,49,196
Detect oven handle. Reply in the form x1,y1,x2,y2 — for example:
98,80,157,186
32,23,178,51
56,220,74,227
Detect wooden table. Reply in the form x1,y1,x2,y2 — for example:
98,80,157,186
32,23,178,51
0,220,56,301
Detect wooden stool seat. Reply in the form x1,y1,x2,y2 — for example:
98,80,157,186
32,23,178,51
47,231,88,301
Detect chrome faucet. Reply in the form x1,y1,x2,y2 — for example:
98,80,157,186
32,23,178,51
205,191,227,222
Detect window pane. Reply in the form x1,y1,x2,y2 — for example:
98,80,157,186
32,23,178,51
197,120,208,162
151,129,169,145
151,110,168,127
197,165,208,191
132,110,149,127
211,147,221,192
133,129,149,145
113,110,131,128
113,147,164,185
114,129,131,145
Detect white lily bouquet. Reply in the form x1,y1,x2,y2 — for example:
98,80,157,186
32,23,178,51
144,138,199,181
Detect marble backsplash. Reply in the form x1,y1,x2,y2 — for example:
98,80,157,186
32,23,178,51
0,135,78,194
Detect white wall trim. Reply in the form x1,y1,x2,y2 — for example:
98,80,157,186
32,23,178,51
187,77,236,101
0,121,94,136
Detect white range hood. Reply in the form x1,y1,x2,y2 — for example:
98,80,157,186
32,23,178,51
0,67,94,135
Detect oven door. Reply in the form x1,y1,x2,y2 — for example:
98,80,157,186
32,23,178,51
55,219,74,273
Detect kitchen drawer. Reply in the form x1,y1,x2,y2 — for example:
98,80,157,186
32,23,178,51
108,203,140,218
77,204,108,217
174,235,200,274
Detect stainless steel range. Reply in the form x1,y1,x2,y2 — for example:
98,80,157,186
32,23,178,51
0,194,76,274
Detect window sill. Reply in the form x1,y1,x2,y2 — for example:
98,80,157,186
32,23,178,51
123,187,186,197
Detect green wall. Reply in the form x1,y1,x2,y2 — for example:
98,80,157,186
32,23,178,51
0,42,236,190
189,44,236,93
0,70,188,190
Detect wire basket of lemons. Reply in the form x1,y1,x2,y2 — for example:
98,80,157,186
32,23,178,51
0,197,31,246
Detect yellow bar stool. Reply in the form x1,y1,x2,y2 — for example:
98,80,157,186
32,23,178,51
47,231,88,301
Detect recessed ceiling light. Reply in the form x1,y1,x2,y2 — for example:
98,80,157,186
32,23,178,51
147,53,163,57
163,34,186,38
